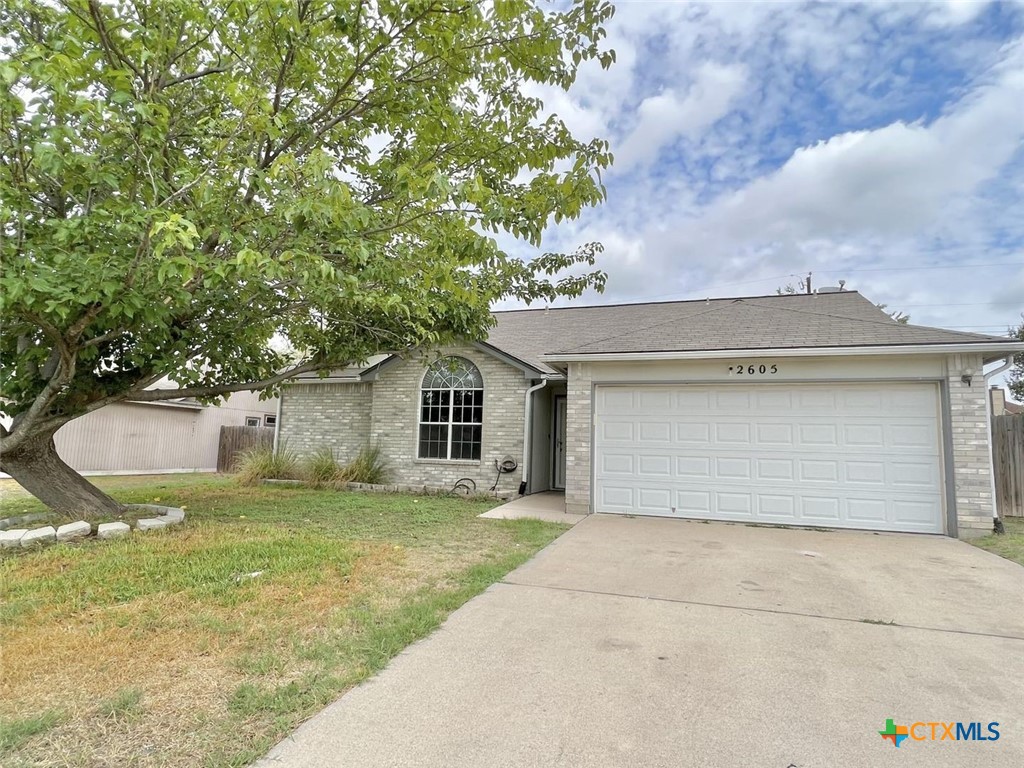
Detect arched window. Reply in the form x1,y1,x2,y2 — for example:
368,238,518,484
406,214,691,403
419,357,483,460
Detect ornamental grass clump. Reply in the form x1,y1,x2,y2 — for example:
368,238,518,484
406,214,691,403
235,445,301,485
336,445,389,486
306,448,343,487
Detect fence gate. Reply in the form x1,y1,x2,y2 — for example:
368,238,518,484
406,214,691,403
217,426,275,473
992,414,1024,518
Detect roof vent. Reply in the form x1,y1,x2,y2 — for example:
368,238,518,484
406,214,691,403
817,286,843,294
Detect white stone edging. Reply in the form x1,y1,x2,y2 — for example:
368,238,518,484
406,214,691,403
0,504,186,551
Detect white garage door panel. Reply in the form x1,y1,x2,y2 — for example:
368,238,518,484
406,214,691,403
594,383,944,533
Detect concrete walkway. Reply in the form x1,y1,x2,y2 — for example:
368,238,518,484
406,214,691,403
255,515,1024,768
478,492,586,525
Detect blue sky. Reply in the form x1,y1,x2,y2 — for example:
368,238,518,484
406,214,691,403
499,0,1024,342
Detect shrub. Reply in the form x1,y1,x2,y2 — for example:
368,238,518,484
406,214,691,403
336,444,390,485
235,444,300,485
306,447,342,487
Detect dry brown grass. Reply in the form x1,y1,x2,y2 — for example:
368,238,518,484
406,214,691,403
2,544,413,767
1,477,564,767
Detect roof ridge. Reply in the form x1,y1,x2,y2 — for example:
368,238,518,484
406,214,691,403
491,291,863,314
742,298,1006,341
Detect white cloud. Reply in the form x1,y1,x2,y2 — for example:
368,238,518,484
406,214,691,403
664,39,1024,264
925,0,993,27
499,3,1024,340
613,63,747,172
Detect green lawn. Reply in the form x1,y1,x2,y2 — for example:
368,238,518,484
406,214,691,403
0,475,566,768
971,516,1024,567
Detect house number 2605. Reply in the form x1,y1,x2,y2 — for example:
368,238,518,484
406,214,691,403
728,363,778,375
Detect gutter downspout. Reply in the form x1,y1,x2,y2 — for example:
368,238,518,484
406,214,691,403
272,390,284,454
984,357,1014,533
520,378,549,496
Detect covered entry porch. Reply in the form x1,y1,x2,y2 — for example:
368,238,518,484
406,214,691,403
522,380,567,496
478,491,583,524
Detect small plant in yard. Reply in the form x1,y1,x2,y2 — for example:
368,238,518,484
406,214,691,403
306,448,343,487
97,688,143,720
971,516,1024,567
336,444,390,486
0,710,62,754
235,445,301,485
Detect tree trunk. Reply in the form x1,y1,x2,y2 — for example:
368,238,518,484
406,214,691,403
0,427,124,519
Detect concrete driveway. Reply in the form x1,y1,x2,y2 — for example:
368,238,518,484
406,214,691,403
256,515,1024,768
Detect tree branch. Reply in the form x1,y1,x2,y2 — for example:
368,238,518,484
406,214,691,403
159,64,232,89
85,0,144,83
123,359,330,402
3,337,77,454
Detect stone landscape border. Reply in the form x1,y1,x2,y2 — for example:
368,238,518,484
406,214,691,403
0,504,186,550
262,478,514,501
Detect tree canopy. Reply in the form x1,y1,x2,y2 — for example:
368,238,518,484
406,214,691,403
0,0,615,514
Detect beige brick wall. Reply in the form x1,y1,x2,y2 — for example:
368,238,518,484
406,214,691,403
564,362,593,515
369,345,529,494
946,354,994,538
278,382,373,462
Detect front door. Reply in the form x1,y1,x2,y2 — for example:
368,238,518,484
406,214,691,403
553,395,567,489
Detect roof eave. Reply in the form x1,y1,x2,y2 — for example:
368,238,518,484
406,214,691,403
286,376,365,385
125,398,205,410
288,341,551,384
543,341,1024,364
471,341,548,378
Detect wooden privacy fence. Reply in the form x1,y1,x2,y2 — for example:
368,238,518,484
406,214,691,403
992,414,1024,518
218,426,275,473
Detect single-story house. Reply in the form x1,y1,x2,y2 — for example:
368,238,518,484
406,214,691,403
278,291,1024,539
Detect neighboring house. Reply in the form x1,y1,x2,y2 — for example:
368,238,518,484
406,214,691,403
990,386,1023,415
279,291,1024,539
3,390,278,476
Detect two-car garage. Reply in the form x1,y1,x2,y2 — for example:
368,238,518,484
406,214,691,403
593,381,946,534
526,292,1018,539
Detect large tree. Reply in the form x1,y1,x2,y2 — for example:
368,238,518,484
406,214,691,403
0,0,615,516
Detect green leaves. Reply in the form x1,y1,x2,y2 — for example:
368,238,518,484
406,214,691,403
1008,315,1024,402
0,0,614,426
150,215,200,259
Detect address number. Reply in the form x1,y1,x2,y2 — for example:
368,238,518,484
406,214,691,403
728,363,778,375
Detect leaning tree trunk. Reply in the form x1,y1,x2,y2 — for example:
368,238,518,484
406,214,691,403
1,426,124,519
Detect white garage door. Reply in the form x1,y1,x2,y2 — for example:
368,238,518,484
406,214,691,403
593,382,945,533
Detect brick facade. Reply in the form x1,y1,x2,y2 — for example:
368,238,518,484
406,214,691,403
370,345,528,494
278,382,373,462
564,362,593,516
279,346,530,495
281,351,997,539
946,354,994,538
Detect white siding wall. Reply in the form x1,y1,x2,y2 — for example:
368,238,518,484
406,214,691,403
39,391,278,474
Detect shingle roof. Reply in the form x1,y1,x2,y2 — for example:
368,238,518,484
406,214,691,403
485,291,1017,374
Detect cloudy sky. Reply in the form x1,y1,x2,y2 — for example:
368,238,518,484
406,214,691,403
499,0,1024,342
